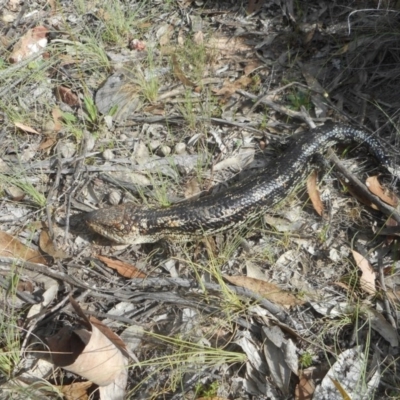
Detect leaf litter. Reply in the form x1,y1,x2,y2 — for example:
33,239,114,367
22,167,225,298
0,0,400,398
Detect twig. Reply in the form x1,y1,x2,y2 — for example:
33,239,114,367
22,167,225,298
237,89,309,121
245,82,312,116
378,258,397,328
45,150,63,238
126,277,290,324
327,150,400,223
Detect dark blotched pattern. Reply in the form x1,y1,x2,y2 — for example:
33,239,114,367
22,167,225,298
86,124,389,244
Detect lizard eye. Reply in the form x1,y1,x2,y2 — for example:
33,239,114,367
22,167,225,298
114,223,125,231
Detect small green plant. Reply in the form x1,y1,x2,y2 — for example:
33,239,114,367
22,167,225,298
299,351,313,368
58,111,87,141
194,380,219,398
138,70,159,104
178,89,197,129
83,95,98,124
143,170,175,208
259,113,269,130
0,274,21,379
135,51,160,104
61,111,76,124
318,223,330,243
128,332,246,396
1,175,46,208
250,74,262,92
286,89,311,111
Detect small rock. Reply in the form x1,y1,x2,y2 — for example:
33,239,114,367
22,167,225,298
175,142,186,154
43,120,55,135
6,186,25,201
60,141,76,158
329,248,342,262
104,115,113,129
21,149,36,162
109,191,121,205
159,145,171,156
85,134,96,152
149,140,161,151
133,141,150,164
103,149,114,160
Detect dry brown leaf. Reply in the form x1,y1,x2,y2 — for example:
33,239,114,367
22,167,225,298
223,275,303,306
0,231,48,264
295,371,316,400
45,297,128,391
213,76,252,97
90,316,129,355
142,104,165,115
307,170,324,216
352,250,376,295
329,377,351,400
244,61,262,76
45,325,125,386
14,122,40,134
55,86,80,107
39,230,68,259
96,255,146,278
184,177,201,199
57,381,92,400
39,137,57,151
52,107,63,133
366,176,398,207
9,26,48,63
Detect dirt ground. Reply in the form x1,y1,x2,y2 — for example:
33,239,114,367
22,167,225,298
0,0,400,399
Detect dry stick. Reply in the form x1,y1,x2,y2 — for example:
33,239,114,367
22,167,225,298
245,82,312,116
208,117,266,135
0,257,106,294
237,89,308,121
45,151,63,238
378,258,397,328
327,150,400,224
1,256,290,325
125,277,289,324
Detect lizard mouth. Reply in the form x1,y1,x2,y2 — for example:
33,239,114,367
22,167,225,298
86,205,127,242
